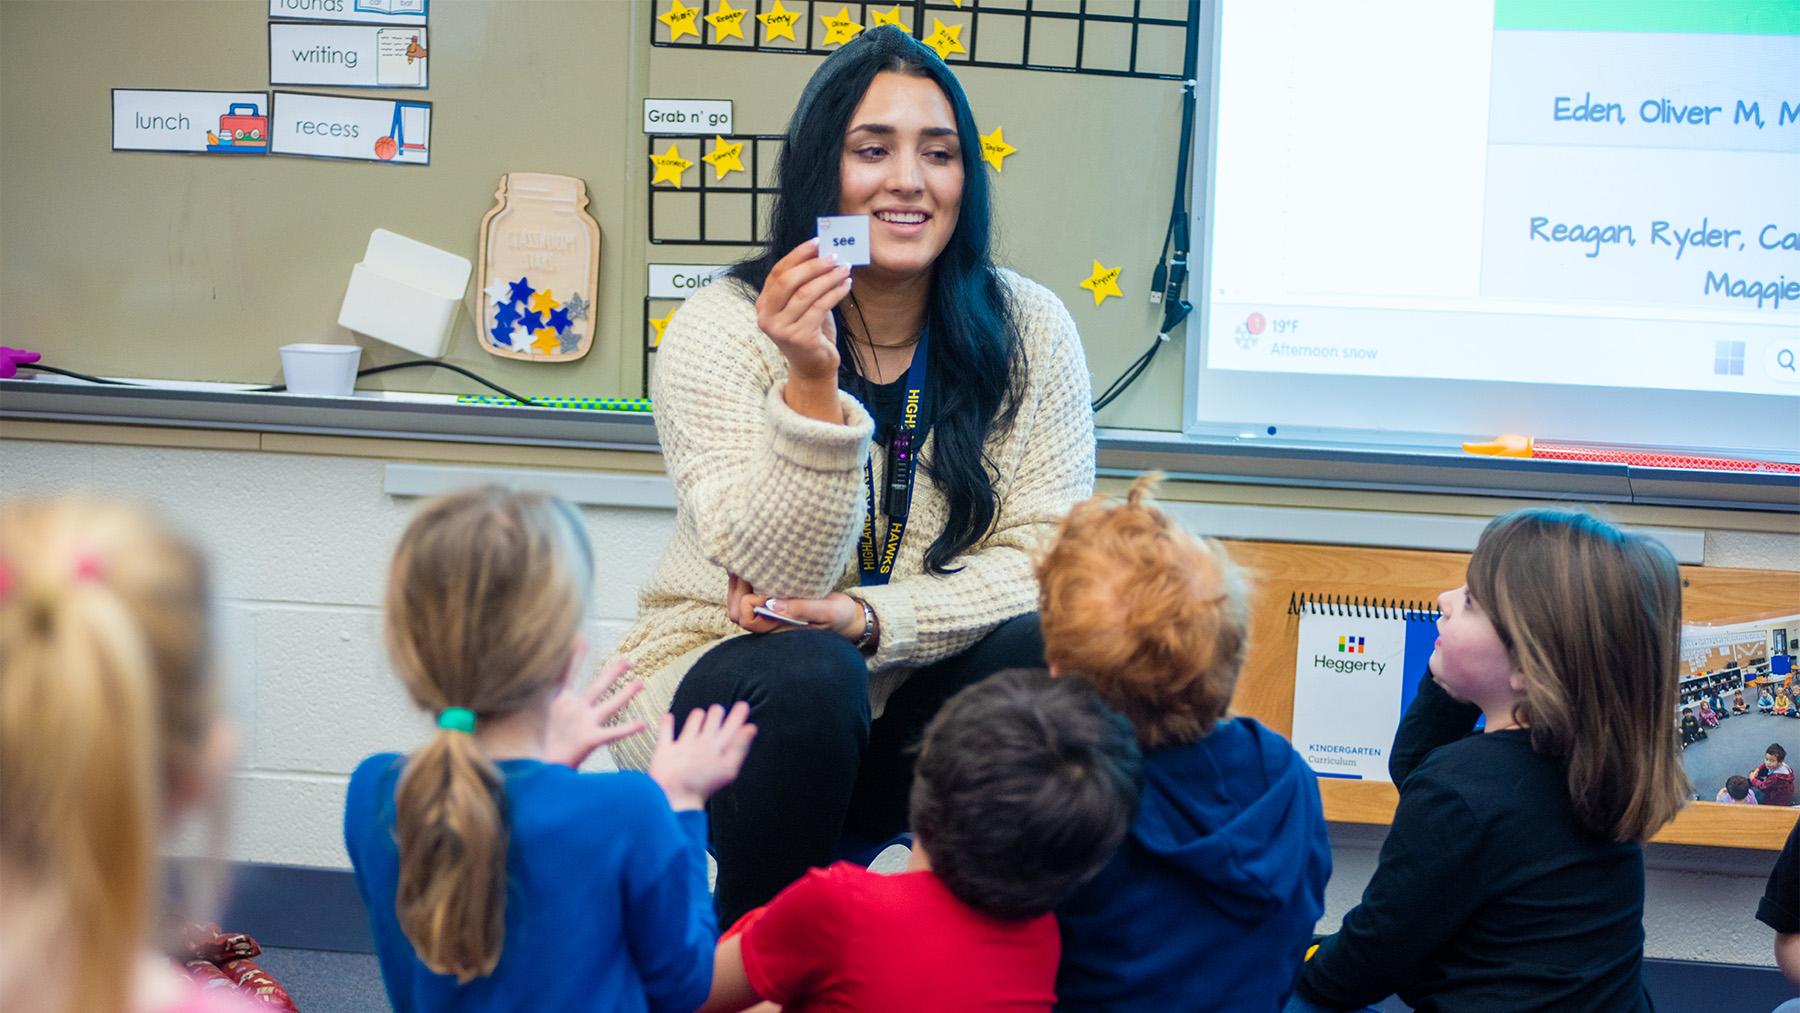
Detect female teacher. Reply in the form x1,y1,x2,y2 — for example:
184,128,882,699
613,26,1095,924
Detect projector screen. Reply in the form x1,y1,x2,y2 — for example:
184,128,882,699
1187,1,1799,456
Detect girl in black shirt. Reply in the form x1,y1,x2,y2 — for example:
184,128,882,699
1295,509,1690,1012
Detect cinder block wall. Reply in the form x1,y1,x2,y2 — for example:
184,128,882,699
1,438,670,867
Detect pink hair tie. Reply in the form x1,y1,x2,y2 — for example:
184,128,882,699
73,553,105,583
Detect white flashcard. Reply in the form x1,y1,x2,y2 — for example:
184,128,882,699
270,24,428,88
268,0,427,26
270,92,430,165
113,90,272,155
817,215,872,267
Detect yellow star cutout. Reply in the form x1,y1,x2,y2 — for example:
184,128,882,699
649,144,693,188
979,127,1016,172
820,6,864,46
701,136,746,180
704,0,746,42
757,0,800,42
648,309,675,347
658,0,699,41
528,289,559,314
870,6,909,32
1080,261,1124,307
924,18,965,60
531,328,561,355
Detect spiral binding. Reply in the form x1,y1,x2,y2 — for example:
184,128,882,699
1287,592,1441,620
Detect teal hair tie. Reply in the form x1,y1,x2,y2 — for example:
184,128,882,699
437,707,476,734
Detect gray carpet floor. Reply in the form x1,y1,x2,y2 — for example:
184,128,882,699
256,947,389,1012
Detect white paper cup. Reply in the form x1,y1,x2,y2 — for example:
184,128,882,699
279,343,362,396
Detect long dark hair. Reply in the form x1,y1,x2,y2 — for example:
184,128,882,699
730,26,1025,573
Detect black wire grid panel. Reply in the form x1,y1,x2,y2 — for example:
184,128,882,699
647,133,786,246
643,131,783,395
652,0,1192,81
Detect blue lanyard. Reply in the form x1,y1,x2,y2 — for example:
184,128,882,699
857,329,930,586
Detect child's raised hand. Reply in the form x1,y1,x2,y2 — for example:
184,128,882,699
649,702,756,812
545,657,648,769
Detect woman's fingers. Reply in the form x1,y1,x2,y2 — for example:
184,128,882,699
793,272,854,329
726,573,744,625
769,237,822,280
771,265,851,333
760,252,840,323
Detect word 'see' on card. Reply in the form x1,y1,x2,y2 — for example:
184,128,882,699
816,215,871,267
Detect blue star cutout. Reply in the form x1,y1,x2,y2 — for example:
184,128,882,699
518,309,547,332
489,319,513,346
507,277,534,306
546,306,573,332
493,301,520,328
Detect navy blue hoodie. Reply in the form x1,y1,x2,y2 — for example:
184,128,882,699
1055,716,1331,1012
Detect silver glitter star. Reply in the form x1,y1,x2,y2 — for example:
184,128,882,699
559,329,584,355
563,293,590,321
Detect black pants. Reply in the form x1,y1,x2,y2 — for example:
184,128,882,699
669,613,1044,925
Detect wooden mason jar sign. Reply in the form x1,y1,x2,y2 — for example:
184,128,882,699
476,173,601,361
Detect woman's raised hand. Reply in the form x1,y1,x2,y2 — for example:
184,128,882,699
756,238,852,382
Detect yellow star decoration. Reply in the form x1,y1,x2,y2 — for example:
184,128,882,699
658,0,700,41
820,6,864,46
649,144,693,188
870,6,909,32
702,136,746,180
924,18,965,60
531,327,561,355
979,127,1016,172
648,309,675,347
757,0,800,42
704,0,746,42
528,289,560,314
1080,261,1124,307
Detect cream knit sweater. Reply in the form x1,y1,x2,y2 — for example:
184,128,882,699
609,270,1094,772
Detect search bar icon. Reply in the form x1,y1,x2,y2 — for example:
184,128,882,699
1766,343,1800,383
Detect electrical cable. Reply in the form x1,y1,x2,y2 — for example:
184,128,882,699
17,358,540,407
1091,0,1202,413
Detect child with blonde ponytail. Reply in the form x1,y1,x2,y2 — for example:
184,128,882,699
0,498,247,1013
345,487,756,1011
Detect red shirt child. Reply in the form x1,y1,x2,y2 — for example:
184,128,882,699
694,671,1143,1013
728,862,1060,1013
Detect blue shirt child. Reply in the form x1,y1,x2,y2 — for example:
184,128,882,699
345,754,715,1013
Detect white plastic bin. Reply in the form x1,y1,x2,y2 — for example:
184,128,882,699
337,229,471,357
